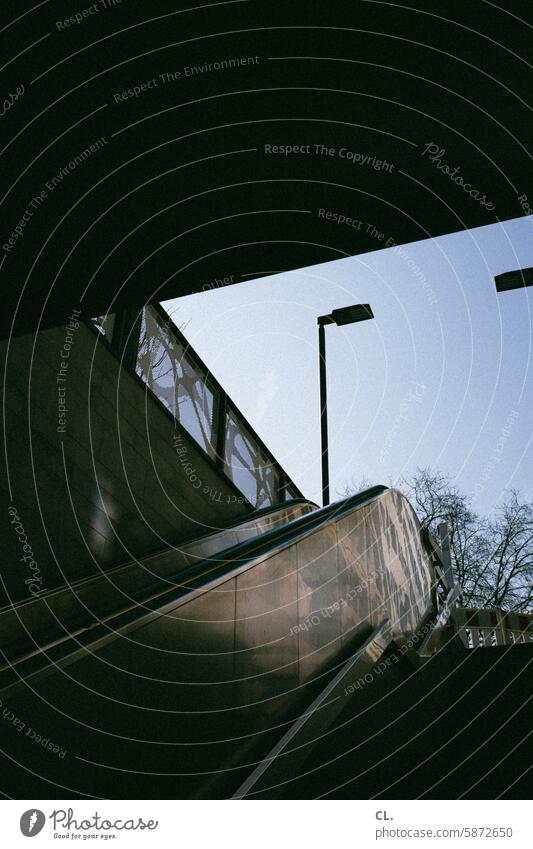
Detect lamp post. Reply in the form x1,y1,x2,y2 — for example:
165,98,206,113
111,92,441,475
317,303,374,506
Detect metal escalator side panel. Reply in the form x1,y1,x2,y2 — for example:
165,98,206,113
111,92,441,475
0,499,317,668
1,487,434,699
0,487,436,798
232,620,393,799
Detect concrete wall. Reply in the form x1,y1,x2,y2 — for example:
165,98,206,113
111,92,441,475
0,320,251,606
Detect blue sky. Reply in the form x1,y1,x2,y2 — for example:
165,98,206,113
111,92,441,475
163,216,533,515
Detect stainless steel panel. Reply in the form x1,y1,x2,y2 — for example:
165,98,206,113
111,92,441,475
336,509,376,647
1,488,435,798
187,531,240,559
297,525,341,684
0,500,316,665
234,549,299,730
233,619,393,799
94,577,237,709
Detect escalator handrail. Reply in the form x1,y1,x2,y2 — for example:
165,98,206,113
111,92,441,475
161,485,389,586
0,497,317,618
0,486,390,693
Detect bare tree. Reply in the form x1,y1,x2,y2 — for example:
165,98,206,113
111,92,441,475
469,491,533,612
341,469,533,612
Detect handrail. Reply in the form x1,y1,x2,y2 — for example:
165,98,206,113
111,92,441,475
0,486,389,696
417,584,463,657
421,528,450,590
232,619,393,799
0,498,317,619
134,485,391,608
0,483,437,806
0,499,318,674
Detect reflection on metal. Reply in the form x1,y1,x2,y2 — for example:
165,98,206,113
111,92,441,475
454,607,533,649
91,313,115,341
0,500,317,670
437,522,454,588
1,487,433,707
418,584,463,656
232,619,392,799
0,486,442,798
135,304,300,507
420,527,454,625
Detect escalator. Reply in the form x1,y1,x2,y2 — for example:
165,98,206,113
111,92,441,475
0,498,316,668
0,486,530,799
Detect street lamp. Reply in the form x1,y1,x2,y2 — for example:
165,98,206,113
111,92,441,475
494,267,533,292
317,303,374,506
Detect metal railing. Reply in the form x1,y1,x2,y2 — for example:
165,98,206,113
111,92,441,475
454,607,533,648
413,527,533,655
94,303,303,509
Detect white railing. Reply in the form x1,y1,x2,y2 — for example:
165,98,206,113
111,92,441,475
454,607,533,649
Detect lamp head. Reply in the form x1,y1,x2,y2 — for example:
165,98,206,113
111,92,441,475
495,268,533,293
318,303,374,326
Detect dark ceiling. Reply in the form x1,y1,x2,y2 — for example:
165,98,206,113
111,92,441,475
1,0,532,337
